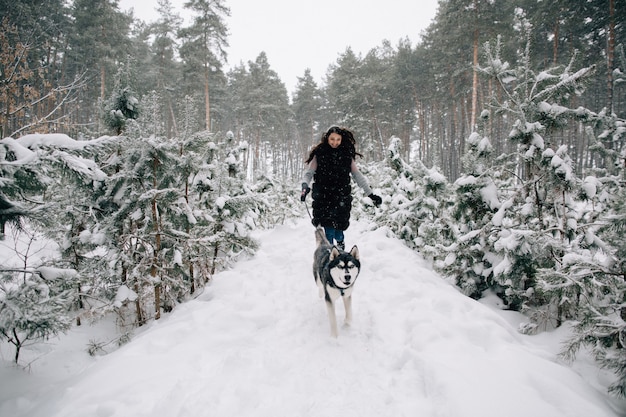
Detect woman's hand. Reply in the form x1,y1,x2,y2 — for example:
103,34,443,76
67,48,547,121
301,183,311,201
368,194,382,206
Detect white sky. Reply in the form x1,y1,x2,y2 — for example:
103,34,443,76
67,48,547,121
118,0,440,94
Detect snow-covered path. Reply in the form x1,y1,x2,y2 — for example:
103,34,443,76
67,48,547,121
1,218,622,417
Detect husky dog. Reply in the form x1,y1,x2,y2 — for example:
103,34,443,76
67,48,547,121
313,227,361,338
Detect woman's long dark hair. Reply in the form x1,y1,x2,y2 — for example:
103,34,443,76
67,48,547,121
305,126,363,164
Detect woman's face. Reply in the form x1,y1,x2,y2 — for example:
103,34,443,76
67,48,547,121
328,132,342,148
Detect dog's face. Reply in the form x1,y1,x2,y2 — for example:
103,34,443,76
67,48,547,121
328,246,360,289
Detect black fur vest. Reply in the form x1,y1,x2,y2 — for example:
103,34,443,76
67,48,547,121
311,144,353,231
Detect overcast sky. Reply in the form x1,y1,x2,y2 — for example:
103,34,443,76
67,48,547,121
118,0,440,95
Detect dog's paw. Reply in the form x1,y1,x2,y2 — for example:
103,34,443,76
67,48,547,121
343,320,352,329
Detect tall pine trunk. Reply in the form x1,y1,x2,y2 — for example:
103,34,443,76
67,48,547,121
607,0,615,113
180,143,196,294
151,155,162,320
471,28,479,131
100,65,106,100
205,63,211,131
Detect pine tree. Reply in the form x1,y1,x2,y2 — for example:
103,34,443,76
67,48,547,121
228,53,291,180
193,131,262,276
133,90,165,138
484,22,597,316
40,136,118,326
102,60,141,135
179,0,230,132
0,17,80,138
0,133,113,360
0,133,117,326
557,111,626,396
0,194,26,240
438,15,598,308
0,134,73,240
0,268,76,363
67,0,132,131
252,174,302,228
98,134,183,323
558,181,626,396
388,39,421,162
149,0,183,137
90,127,264,324
370,137,454,254
292,69,323,152
434,130,503,299
325,48,366,128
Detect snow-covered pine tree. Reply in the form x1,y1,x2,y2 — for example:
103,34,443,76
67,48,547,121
193,130,262,276
0,268,76,363
368,137,454,253
439,16,597,310
86,125,265,327
559,181,626,396
540,46,626,336
558,113,626,397
179,95,199,142
485,27,599,322
98,134,185,324
133,90,165,139
169,96,202,293
101,60,140,136
433,127,508,299
0,134,103,359
33,135,117,326
369,136,424,248
0,136,48,239
252,174,302,228
1,134,117,328
167,127,226,294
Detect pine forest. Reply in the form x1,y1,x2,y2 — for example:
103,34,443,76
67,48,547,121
2,0,626,396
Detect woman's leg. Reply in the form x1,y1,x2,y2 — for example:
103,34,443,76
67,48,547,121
324,227,345,250
335,230,345,250
324,227,335,245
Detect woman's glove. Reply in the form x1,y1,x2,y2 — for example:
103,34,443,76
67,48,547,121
368,193,382,206
301,183,311,201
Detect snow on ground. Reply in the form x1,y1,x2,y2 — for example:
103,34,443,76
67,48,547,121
1,217,625,417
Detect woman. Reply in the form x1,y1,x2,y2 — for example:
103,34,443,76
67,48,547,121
301,126,382,250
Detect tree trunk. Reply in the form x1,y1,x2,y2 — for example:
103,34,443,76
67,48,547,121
210,242,220,276
169,97,178,138
418,101,426,161
152,155,162,320
154,281,161,320
204,63,211,131
607,0,615,113
552,18,559,65
12,328,22,363
134,282,144,325
100,65,106,100
471,28,479,131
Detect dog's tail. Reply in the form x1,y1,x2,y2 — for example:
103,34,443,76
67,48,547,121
315,226,330,247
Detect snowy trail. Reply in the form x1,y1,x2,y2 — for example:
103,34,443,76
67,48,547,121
2,218,621,417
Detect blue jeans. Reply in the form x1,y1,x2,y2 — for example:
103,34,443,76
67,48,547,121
324,227,344,245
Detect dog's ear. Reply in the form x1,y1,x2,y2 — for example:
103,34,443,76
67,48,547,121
330,246,340,260
350,245,359,260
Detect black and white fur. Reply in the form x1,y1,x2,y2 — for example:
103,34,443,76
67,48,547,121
312,227,360,338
